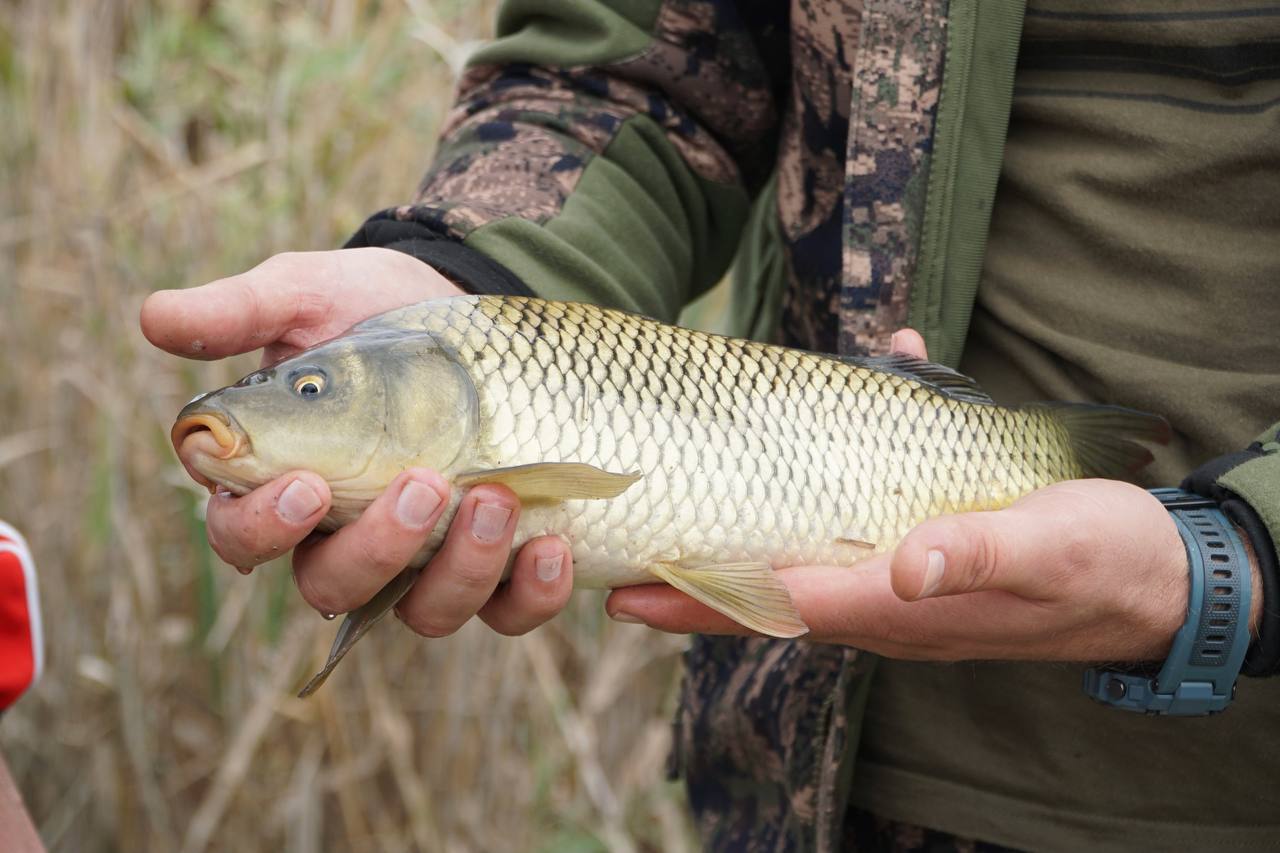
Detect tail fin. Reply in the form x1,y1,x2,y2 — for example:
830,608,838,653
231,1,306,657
1026,403,1171,479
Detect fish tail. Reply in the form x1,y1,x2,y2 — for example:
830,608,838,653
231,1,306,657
1025,402,1172,479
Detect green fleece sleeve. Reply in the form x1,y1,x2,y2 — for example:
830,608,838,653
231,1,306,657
364,0,786,321
1219,421,1280,557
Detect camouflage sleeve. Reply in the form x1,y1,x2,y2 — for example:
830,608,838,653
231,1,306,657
351,0,788,321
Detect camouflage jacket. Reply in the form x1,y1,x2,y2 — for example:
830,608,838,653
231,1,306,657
349,2,1027,850
343,2,1280,850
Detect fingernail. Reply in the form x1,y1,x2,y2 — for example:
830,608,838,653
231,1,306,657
278,479,323,524
919,550,946,598
471,502,511,542
890,330,905,351
397,480,442,528
535,554,563,583
610,609,643,624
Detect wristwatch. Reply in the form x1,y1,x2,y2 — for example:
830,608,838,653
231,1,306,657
1083,488,1253,715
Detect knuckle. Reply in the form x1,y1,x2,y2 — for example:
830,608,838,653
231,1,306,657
458,562,501,594
205,522,235,563
355,535,406,576
440,553,502,595
396,608,459,639
487,615,531,637
953,517,1003,592
260,251,299,273
517,591,562,627
208,514,267,567
293,567,344,616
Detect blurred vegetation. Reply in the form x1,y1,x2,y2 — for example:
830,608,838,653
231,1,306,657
0,1,696,850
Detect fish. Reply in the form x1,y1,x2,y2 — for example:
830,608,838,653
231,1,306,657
170,296,1170,696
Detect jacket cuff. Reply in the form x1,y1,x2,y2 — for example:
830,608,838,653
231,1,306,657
345,212,535,297
1183,434,1280,677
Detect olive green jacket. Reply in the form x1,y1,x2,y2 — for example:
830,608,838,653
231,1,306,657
350,2,1280,849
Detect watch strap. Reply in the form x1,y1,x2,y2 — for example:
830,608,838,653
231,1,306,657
1083,488,1252,715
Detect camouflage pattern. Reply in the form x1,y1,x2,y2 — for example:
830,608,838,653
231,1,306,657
388,2,957,850
839,0,949,356
402,64,627,235
402,2,788,239
671,638,868,852
776,0,862,354
617,1,786,190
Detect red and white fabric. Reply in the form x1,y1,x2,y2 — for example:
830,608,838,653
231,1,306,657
0,522,42,710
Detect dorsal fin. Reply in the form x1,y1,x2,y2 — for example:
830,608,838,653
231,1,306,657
849,353,996,405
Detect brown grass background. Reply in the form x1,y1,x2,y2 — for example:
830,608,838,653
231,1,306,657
0,2,705,850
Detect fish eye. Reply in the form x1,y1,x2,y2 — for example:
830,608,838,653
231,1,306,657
291,372,327,399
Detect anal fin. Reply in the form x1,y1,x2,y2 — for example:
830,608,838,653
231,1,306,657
648,560,809,639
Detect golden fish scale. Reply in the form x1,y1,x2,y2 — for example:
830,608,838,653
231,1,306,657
411,297,1080,588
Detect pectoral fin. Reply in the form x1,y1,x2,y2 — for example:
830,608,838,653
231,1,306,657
297,566,421,698
454,463,641,502
648,560,809,639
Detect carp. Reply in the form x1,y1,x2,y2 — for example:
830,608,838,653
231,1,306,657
171,296,1168,695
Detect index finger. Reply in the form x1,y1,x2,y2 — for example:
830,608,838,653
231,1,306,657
205,471,332,570
606,560,904,640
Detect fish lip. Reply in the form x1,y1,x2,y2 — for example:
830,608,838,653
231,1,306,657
171,408,251,493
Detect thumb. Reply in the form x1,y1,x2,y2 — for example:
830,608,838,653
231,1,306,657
889,511,1030,601
889,327,928,359
140,254,326,360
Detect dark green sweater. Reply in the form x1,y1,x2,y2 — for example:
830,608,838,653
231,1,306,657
853,6,1280,848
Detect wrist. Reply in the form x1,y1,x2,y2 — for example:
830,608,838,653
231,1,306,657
1236,525,1264,634
1145,505,1196,659
345,212,535,297
1181,438,1280,676
1084,489,1252,714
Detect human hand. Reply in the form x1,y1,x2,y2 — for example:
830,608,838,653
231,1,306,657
142,248,573,636
605,329,1264,662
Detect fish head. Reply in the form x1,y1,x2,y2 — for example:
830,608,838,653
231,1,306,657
171,329,477,509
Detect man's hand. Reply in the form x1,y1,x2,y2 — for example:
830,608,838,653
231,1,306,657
606,329,1263,663
142,248,574,637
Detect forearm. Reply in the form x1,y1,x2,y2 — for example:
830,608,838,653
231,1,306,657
1238,527,1265,632
351,0,785,318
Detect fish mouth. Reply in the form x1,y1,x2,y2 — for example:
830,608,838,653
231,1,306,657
171,409,250,493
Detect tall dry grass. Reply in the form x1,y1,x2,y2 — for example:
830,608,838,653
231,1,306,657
0,2,697,850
